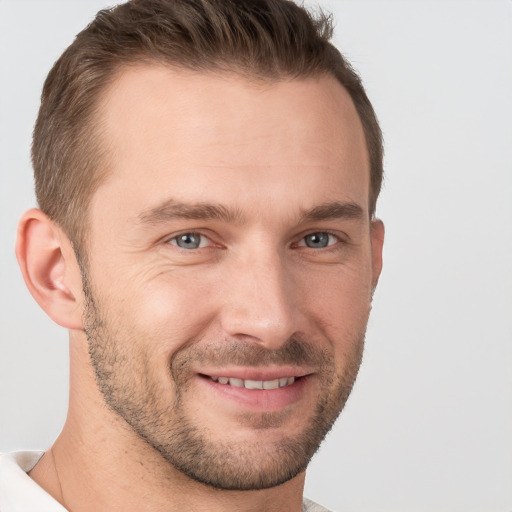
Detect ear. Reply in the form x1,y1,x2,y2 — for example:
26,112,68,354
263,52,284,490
15,208,84,330
370,219,384,290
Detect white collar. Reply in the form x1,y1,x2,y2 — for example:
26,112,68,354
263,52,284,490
0,451,67,512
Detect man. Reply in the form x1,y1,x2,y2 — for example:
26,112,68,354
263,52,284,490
0,0,384,510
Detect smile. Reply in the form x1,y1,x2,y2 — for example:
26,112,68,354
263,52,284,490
196,371,310,410
207,376,296,389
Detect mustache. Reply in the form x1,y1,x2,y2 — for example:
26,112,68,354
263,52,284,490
170,336,332,373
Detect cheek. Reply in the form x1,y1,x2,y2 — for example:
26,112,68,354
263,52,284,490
116,268,221,351
297,263,373,361
91,244,373,359
300,262,373,318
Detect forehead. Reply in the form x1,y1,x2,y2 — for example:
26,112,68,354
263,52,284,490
93,65,369,220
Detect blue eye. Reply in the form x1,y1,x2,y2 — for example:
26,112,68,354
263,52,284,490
301,232,337,249
170,233,207,250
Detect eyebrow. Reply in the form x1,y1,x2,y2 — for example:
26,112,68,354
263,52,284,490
299,202,364,223
137,199,364,226
138,199,245,225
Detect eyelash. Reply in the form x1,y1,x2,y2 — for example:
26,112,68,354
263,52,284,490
295,232,341,249
166,230,345,251
167,232,213,250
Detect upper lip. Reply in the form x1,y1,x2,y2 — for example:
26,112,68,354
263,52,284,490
197,366,313,381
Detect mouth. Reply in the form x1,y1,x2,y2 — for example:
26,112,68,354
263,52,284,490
195,369,312,411
202,375,297,390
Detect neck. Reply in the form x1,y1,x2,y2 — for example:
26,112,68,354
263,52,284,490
29,337,306,512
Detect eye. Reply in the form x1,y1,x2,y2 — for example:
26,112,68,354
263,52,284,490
299,232,339,249
169,232,209,250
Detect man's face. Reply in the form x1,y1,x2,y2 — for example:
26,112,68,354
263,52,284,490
81,66,382,490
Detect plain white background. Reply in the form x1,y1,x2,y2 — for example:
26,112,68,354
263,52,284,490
1,1,511,511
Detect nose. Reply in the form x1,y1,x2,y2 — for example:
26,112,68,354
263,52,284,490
218,249,300,350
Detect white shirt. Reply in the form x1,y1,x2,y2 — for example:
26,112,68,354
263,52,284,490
0,451,66,512
0,451,331,511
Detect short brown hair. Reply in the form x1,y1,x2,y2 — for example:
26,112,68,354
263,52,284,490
32,0,383,251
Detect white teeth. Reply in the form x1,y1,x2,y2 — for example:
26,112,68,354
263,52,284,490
244,379,263,389
210,375,296,389
263,379,280,390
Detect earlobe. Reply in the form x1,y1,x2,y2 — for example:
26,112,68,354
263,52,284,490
370,219,385,290
15,208,84,330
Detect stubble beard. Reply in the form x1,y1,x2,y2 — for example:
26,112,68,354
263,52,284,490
82,270,366,491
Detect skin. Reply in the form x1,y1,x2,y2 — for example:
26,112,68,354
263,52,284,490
16,66,384,512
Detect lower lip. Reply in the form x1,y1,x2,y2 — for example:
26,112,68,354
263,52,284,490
197,375,309,411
